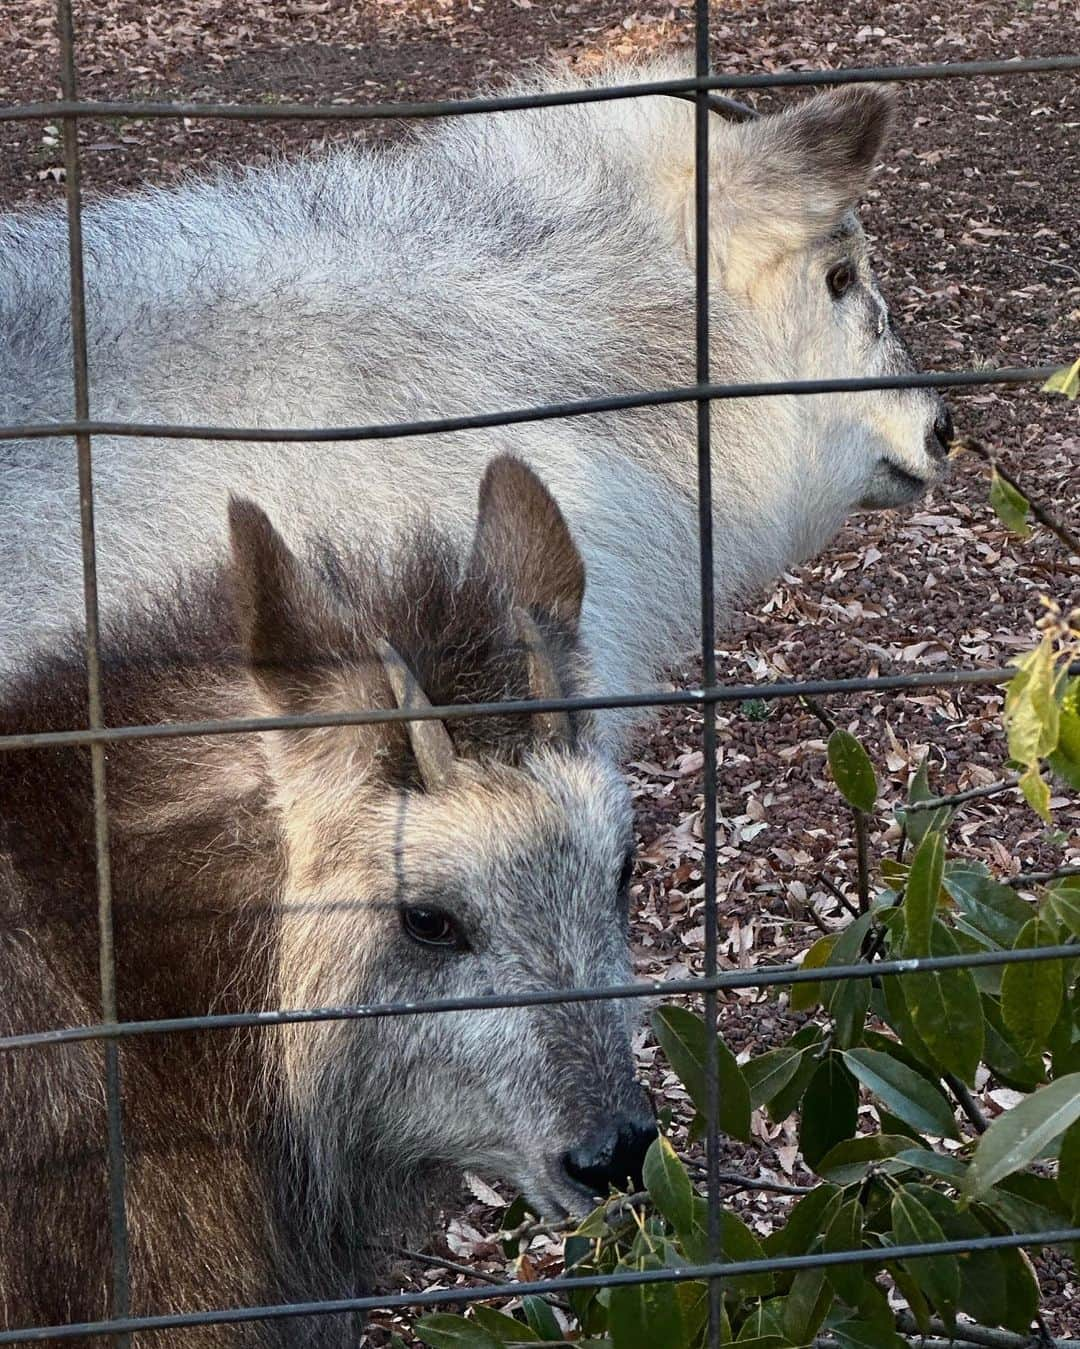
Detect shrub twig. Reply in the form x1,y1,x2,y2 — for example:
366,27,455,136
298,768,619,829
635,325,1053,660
942,1070,989,1135
894,1310,1080,1349
1006,864,1080,888
955,435,1080,557
903,777,1018,811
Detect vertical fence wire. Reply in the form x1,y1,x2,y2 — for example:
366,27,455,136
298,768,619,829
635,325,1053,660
693,2,724,1345
56,1,132,1341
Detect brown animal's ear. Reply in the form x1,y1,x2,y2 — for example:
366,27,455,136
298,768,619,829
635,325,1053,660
227,496,348,706
708,84,894,288
470,455,586,629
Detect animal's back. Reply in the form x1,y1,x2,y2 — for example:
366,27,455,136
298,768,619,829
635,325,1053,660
0,93,700,702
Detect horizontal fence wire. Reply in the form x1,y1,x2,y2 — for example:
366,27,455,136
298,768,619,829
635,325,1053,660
5,6,1079,1343
0,366,1064,445
2,662,1078,755
1,942,1076,1054
3,1228,1080,1345
1,53,1079,123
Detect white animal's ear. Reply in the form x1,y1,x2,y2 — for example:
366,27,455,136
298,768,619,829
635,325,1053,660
707,84,893,288
470,454,586,629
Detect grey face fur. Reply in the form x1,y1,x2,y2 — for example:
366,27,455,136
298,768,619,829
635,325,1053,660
288,754,644,1222
0,56,948,743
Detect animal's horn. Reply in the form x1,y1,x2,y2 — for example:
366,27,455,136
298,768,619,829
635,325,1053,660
375,639,456,792
513,607,573,746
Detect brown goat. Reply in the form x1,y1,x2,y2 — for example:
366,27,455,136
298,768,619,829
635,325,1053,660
0,455,651,1345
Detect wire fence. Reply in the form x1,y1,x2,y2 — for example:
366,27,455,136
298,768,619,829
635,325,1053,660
0,1,1078,1344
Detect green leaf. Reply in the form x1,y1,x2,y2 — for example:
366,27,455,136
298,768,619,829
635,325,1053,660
831,977,872,1051
763,1183,841,1257
765,1026,826,1122
650,1005,751,1142
1005,636,1060,767
1019,764,1053,824
742,1043,807,1111
982,995,1047,1091
824,913,875,1049
891,1187,960,1319
1043,354,1080,398
783,1268,835,1345
800,1052,859,1171
900,759,952,846
471,1308,541,1342
843,1047,958,1139
894,1149,969,1183
963,1072,1080,1200
903,831,945,957
1001,917,1065,1053
520,1297,563,1342
685,1202,775,1297
824,1198,867,1305
1048,677,1080,789
943,865,1032,947
1045,876,1080,939
828,728,878,812
643,1136,694,1238
876,1108,927,1145
817,1134,926,1185
989,467,1031,537
885,1264,933,1337
999,1249,1041,1334
878,978,937,1073
905,1186,1010,1329
979,1184,1071,1241
832,1320,909,1349
790,934,838,1012
904,921,985,1085
415,1315,503,1349
608,1273,684,1349
675,1281,712,1347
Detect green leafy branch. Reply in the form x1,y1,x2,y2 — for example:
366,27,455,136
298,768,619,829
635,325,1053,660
413,738,1077,1349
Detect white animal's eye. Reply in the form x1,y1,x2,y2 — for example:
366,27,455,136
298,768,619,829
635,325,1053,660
826,262,855,300
401,906,466,950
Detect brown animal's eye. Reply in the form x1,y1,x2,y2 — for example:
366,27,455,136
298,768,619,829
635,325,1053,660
827,262,855,300
401,907,465,950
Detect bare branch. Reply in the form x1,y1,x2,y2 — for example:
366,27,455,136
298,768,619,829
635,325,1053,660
943,1070,989,1135
903,777,1018,811
894,1310,1080,1349
1005,864,1080,888
819,872,861,921
393,1246,509,1285
679,1155,813,1195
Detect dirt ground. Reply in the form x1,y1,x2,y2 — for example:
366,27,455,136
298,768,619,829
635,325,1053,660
2,0,1078,1341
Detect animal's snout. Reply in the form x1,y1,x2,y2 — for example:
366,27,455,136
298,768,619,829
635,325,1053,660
561,1113,657,1197
931,403,954,459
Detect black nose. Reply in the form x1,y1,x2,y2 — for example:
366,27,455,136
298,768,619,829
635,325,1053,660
932,404,954,457
562,1116,657,1197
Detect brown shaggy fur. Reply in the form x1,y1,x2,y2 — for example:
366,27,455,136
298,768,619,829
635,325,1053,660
0,456,594,1345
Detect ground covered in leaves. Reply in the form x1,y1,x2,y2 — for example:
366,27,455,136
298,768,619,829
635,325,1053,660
1,0,1077,1340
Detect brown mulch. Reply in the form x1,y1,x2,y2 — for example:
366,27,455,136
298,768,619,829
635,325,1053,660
2,0,1078,1341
